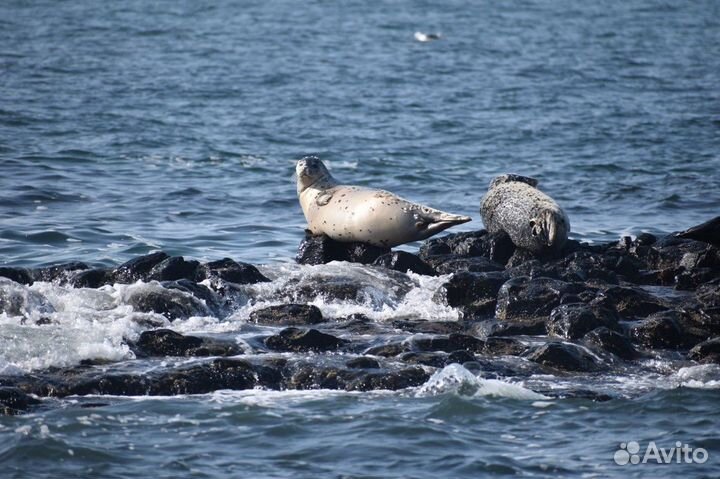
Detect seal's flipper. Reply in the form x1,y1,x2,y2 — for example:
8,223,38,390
315,191,334,207
414,209,472,235
490,174,539,189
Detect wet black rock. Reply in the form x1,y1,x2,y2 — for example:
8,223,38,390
250,304,324,326
435,271,507,317
688,338,720,364
420,230,515,265
69,268,112,288
148,256,201,282
200,258,270,284
547,303,620,340
33,262,90,283
162,280,223,315
265,327,346,352
0,267,34,285
496,276,584,321
134,329,202,356
293,280,363,302
482,337,528,356
583,327,638,360
592,286,668,318
629,312,689,349
63,359,259,396
412,333,484,353
391,320,464,335
287,365,359,390
364,342,410,357
126,287,209,320
527,342,602,372
446,350,476,364
676,216,720,247
372,251,436,276
132,329,242,358
296,232,389,265
112,252,170,283
399,351,447,367
346,357,381,369
697,280,720,308
0,387,40,415
428,256,504,275
346,367,430,391
471,318,547,338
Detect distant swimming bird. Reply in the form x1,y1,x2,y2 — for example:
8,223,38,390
414,32,442,42
676,216,720,246
296,156,471,248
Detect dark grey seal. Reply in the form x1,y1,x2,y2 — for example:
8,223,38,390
480,174,570,253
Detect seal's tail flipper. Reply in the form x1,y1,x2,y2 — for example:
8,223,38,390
415,209,472,235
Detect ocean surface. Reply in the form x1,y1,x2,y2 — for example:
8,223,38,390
1,0,719,477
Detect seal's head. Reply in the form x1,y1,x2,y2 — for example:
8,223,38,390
296,156,333,194
529,209,569,251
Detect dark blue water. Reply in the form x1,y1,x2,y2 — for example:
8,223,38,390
1,0,719,477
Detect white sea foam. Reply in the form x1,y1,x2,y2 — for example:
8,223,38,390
417,364,548,400
675,364,720,389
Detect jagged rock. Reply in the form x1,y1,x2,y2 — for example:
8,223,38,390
148,256,201,282
0,267,34,285
113,252,170,283
583,327,638,360
346,367,430,391
527,342,602,372
676,216,720,247
434,271,507,317
373,251,436,276
0,387,40,415
199,258,270,284
346,357,381,369
287,365,359,390
697,280,720,308
688,338,720,364
265,328,346,352
296,232,389,265
250,304,324,326
496,276,583,321
547,303,620,339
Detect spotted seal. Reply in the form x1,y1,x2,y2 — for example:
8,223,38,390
480,174,570,253
296,156,471,248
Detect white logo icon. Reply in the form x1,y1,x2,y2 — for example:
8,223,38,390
614,441,709,465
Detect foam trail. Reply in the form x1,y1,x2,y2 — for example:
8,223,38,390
417,364,548,400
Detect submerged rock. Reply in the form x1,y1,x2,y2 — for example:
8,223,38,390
125,286,210,320
249,304,324,326
296,232,389,265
